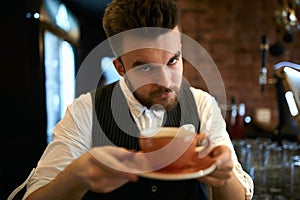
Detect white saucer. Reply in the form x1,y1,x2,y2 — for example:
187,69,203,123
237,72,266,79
138,163,217,181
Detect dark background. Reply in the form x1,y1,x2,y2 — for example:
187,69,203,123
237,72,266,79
1,0,110,199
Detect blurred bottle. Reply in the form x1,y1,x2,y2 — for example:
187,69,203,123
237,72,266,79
230,99,246,139
230,97,237,127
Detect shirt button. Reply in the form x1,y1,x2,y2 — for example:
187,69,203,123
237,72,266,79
151,185,158,192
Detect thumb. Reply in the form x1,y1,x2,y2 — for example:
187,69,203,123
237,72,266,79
210,145,231,166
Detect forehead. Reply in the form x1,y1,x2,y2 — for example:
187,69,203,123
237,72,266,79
122,48,179,65
112,27,182,57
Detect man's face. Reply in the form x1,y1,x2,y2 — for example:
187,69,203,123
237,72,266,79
113,27,183,110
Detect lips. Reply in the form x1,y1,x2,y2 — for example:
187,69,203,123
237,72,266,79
158,92,172,98
152,87,172,97
153,91,173,99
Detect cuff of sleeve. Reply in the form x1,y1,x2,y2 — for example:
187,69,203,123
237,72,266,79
234,163,254,200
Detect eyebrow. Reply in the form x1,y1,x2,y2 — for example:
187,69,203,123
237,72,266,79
132,51,181,68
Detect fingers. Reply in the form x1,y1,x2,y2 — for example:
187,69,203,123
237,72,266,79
76,146,143,193
207,166,233,179
89,146,138,174
197,145,234,187
208,145,232,170
197,166,233,187
198,176,227,187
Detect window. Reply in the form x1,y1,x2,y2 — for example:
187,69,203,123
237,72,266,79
44,31,75,143
40,0,79,143
101,57,121,85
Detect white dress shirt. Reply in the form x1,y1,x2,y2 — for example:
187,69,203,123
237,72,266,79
20,77,253,200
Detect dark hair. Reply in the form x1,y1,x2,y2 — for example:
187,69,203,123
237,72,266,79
102,0,180,38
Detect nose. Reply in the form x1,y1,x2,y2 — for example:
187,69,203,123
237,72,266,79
154,66,172,88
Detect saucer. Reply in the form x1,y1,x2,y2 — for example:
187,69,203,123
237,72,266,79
139,157,217,180
139,162,217,180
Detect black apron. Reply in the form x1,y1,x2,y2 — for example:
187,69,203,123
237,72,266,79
83,81,208,200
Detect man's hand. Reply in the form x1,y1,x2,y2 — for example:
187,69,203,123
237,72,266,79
26,146,143,200
71,146,145,194
197,145,233,187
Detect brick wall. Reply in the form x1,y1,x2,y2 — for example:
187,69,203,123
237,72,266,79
178,0,300,127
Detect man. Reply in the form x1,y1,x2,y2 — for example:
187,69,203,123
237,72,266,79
19,0,253,199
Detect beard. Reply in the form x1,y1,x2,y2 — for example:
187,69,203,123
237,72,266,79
134,86,179,111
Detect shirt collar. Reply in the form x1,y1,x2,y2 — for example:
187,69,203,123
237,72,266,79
119,77,165,119
119,77,147,118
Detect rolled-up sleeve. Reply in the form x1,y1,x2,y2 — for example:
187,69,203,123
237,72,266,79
22,92,93,199
190,87,254,199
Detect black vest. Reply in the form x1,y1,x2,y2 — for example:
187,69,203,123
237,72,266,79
83,81,208,200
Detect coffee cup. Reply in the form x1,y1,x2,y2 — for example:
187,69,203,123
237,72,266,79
139,127,211,173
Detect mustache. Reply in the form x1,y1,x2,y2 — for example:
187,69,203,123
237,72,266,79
152,86,179,96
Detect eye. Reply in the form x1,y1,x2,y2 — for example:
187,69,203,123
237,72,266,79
168,57,179,65
140,65,151,72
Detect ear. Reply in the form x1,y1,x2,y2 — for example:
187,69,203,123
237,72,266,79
113,59,125,76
